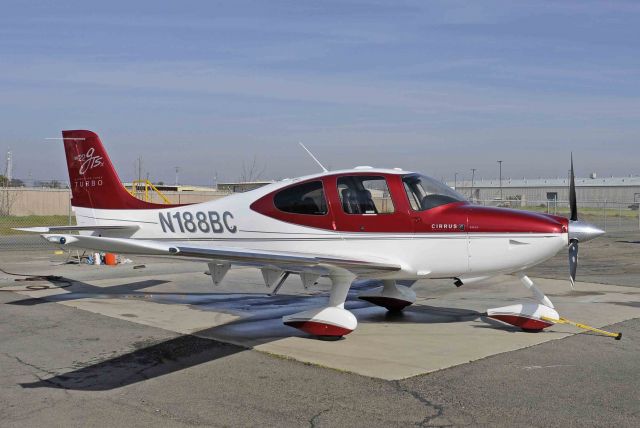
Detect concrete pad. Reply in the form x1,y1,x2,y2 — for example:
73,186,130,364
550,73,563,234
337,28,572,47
215,275,640,379
255,279,640,379
4,258,640,380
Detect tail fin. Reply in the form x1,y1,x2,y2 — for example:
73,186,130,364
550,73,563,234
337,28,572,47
62,130,170,209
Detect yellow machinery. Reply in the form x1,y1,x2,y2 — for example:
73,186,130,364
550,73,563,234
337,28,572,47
128,180,172,204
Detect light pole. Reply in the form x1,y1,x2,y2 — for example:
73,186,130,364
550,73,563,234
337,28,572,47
470,168,476,202
174,166,180,186
454,172,458,190
497,160,503,201
136,157,143,182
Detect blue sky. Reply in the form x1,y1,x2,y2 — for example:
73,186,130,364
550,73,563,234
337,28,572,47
1,0,639,184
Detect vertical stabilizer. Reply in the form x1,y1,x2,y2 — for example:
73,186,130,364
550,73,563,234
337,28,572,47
62,130,173,209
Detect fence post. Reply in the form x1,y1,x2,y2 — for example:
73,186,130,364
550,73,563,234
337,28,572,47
603,200,607,231
68,189,72,226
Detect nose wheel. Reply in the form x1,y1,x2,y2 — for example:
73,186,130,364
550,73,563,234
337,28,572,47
487,303,558,332
487,273,557,332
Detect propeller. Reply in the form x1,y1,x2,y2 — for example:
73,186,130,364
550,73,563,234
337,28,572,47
569,154,577,222
566,154,604,288
569,154,578,288
568,239,578,288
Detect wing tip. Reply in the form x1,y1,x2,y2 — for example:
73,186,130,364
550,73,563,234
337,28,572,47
13,227,50,233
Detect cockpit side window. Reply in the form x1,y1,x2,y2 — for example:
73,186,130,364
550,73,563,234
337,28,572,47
402,173,466,211
274,181,328,215
337,176,395,215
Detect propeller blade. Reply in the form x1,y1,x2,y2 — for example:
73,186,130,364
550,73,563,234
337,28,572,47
569,239,579,289
569,153,578,221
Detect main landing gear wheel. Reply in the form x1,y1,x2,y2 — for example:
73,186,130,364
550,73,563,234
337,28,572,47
283,272,357,338
358,280,416,312
283,307,357,337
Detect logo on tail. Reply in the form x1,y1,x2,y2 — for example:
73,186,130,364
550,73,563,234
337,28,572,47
74,147,104,175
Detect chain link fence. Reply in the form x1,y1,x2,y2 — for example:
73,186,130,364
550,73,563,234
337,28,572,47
0,187,73,250
0,215,75,250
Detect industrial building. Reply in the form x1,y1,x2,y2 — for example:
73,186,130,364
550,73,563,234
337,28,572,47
216,181,275,193
449,175,640,207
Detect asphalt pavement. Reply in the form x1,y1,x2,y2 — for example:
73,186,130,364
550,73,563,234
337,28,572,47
0,231,638,427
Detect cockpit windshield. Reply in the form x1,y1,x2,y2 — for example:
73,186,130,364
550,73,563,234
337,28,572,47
402,173,466,211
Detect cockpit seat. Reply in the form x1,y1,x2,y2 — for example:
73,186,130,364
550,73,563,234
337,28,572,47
300,196,320,214
357,190,378,214
341,188,361,214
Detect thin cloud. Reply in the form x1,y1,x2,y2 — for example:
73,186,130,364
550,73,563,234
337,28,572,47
1,0,639,182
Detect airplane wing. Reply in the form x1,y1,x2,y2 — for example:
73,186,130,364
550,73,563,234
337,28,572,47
15,225,140,233
42,234,401,276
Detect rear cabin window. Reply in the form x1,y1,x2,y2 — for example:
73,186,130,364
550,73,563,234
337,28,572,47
274,181,328,215
337,176,395,214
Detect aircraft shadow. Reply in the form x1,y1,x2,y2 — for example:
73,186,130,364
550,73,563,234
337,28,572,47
14,277,491,391
6,279,170,306
21,333,244,391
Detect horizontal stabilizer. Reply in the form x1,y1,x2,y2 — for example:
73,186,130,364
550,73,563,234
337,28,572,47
43,234,171,255
15,225,140,233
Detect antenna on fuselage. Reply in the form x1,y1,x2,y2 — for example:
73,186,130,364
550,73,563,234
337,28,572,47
299,142,328,173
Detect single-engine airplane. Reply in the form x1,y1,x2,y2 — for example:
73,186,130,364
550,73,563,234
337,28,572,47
19,130,605,338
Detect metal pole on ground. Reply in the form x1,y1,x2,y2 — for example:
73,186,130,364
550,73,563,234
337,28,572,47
604,199,607,231
470,168,476,203
497,160,503,202
619,202,622,230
